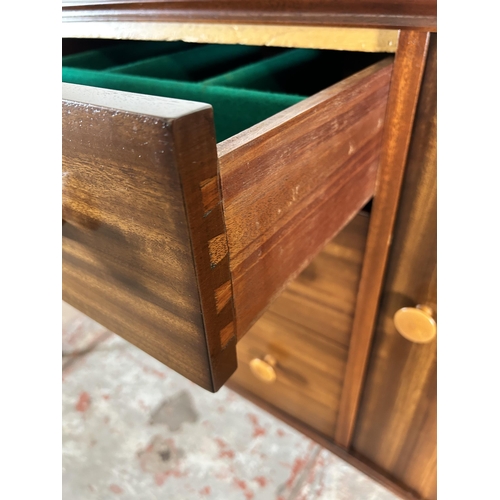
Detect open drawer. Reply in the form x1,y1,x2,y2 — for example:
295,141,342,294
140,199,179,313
62,42,393,391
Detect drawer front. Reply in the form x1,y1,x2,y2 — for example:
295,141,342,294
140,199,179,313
62,85,237,392
229,214,369,438
62,44,392,391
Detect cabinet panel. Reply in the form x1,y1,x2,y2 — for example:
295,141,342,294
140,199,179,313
230,214,369,439
352,34,437,500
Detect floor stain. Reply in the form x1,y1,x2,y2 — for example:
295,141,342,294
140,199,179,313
62,304,402,500
199,485,211,496
150,390,198,431
233,478,254,500
214,437,236,460
109,484,123,494
75,391,91,412
248,413,266,438
137,435,186,485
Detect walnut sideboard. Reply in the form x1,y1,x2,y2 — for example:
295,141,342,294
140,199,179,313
62,2,437,498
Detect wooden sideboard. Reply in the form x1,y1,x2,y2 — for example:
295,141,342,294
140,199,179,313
62,4,437,498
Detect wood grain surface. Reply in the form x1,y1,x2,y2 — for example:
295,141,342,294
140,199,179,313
230,214,369,439
334,30,430,448
62,57,392,389
62,83,237,392
218,58,393,338
269,214,370,350
352,34,437,500
62,0,437,31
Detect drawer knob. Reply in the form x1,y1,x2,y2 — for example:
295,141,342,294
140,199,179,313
393,305,436,343
249,355,277,383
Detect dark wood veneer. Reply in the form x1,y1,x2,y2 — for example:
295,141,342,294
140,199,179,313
61,10,438,498
62,0,437,31
231,214,369,439
335,30,430,448
62,83,237,392
219,59,392,337
62,58,393,391
353,34,437,500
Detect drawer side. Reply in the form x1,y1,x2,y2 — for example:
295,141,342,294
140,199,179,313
218,59,393,338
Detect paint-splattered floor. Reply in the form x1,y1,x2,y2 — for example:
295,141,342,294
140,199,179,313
62,302,400,500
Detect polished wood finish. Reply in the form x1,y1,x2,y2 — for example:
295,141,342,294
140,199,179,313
62,23,398,53
62,0,436,31
62,57,392,390
62,83,237,392
335,31,430,448
352,34,437,500
218,59,393,338
61,17,438,495
269,214,371,350
230,214,369,439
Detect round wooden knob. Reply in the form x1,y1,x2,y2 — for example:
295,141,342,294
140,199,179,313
393,305,436,343
249,355,277,383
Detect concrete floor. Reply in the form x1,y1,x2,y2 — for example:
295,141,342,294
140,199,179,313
62,302,400,500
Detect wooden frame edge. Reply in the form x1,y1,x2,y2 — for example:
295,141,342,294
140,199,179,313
171,108,238,392
334,30,431,447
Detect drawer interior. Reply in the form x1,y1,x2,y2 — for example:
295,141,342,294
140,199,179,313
63,41,392,392
62,41,384,142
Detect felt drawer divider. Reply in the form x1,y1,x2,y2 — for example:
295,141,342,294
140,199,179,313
202,49,318,92
62,41,188,70
108,44,270,82
62,66,303,142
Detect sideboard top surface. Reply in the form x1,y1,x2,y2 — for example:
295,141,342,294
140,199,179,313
62,0,437,32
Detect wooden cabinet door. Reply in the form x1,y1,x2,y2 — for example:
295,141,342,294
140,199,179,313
351,34,437,500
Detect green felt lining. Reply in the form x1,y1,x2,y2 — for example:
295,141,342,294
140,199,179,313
204,48,385,96
108,44,280,82
62,41,383,142
62,66,302,142
61,41,189,70
202,49,320,92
